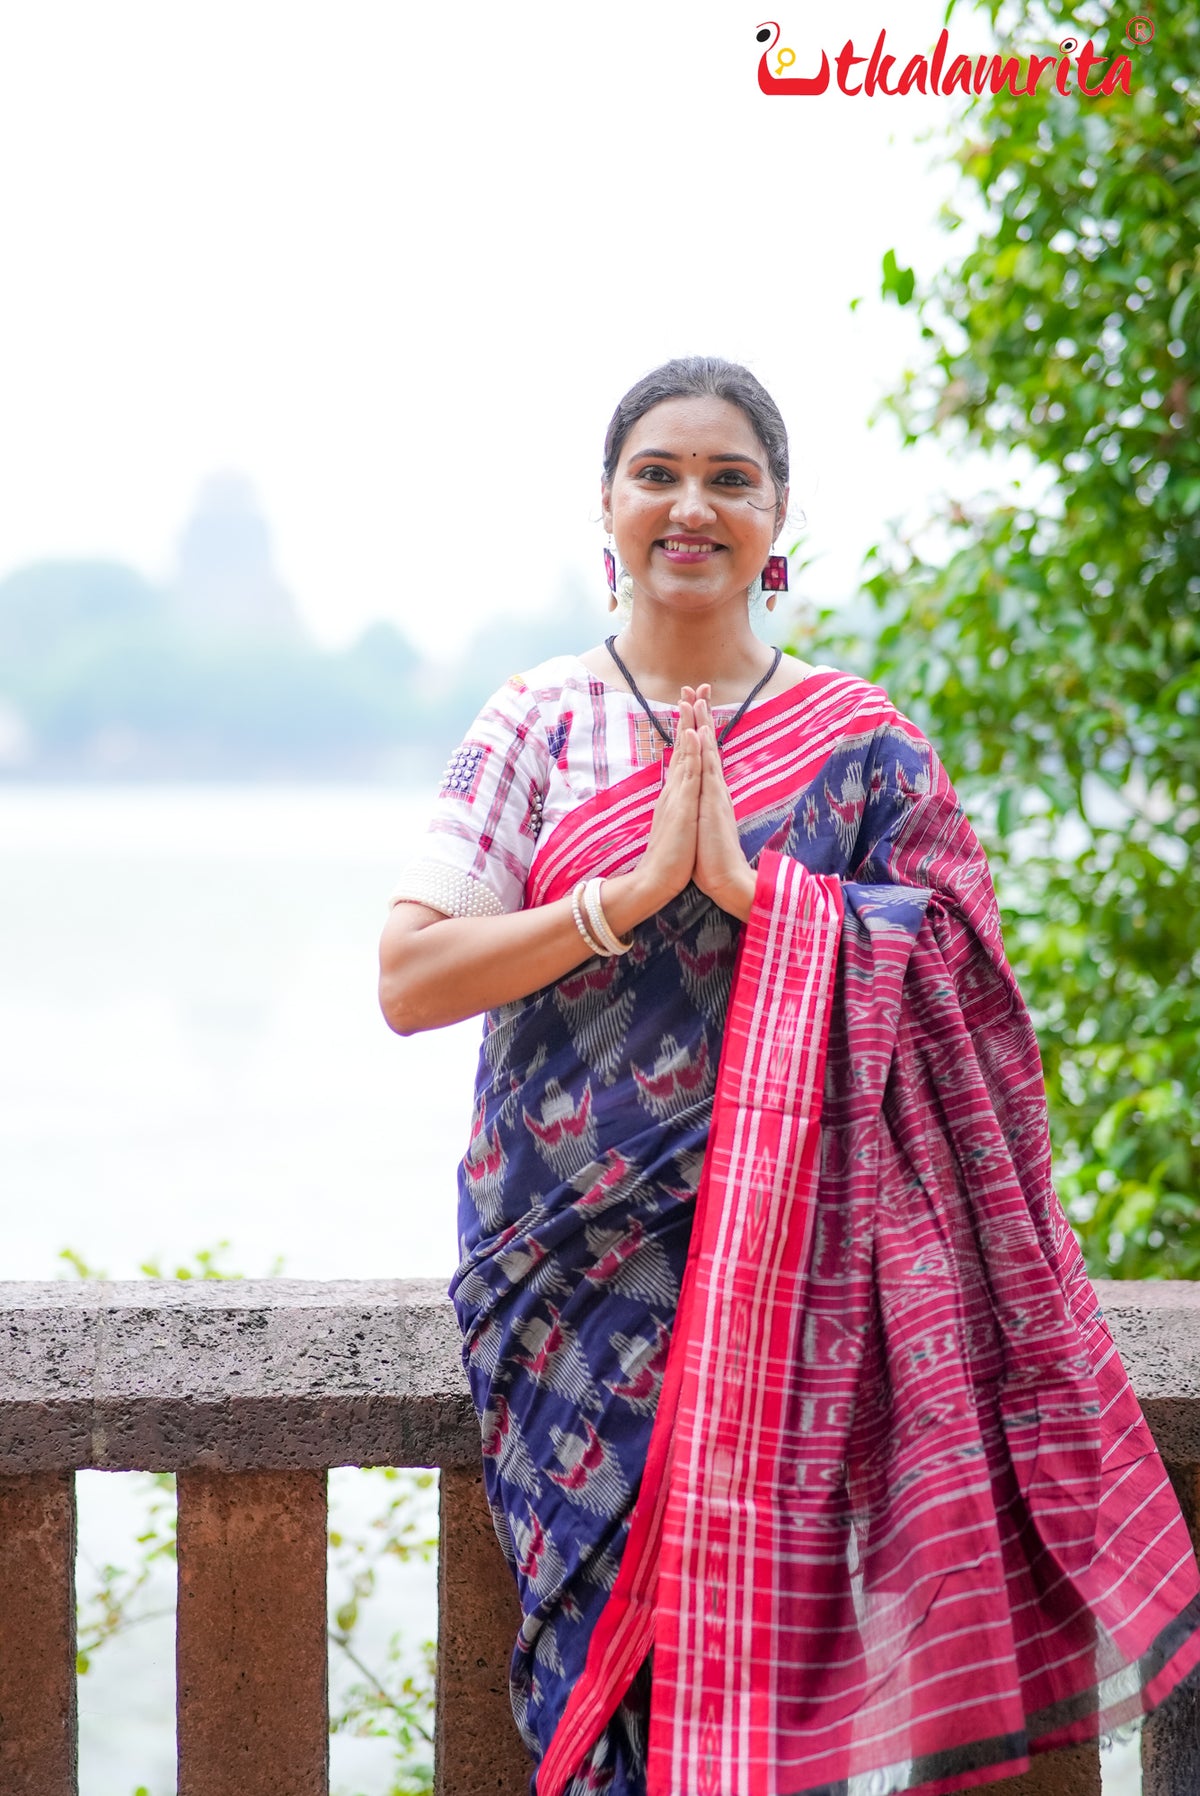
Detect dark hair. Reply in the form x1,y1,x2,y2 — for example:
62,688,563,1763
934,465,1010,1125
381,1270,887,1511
601,356,789,509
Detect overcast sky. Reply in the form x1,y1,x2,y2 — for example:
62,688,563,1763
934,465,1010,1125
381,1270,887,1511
0,0,1013,662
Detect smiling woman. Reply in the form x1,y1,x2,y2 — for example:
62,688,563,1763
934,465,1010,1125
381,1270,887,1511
377,356,1200,1796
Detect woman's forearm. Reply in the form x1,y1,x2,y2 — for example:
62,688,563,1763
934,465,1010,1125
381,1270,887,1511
378,869,667,1035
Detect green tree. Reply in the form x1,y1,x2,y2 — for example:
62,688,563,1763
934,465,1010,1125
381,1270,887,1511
819,0,1199,1275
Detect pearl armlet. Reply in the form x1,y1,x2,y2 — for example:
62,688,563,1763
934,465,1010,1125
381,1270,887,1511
389,862,503,918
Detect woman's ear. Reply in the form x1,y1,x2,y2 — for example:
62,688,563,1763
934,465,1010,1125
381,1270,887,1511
601,479,613,534
774,485,790,542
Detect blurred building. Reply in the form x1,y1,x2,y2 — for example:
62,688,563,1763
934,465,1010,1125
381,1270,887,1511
169,474,304,644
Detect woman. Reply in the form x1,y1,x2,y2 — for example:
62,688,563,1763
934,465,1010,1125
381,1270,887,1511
378,357,1200,1796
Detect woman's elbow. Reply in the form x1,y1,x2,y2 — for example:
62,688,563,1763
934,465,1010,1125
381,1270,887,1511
378,937,434,1034
379,966,428,1036
378,906,445,1035
379,981,412,1035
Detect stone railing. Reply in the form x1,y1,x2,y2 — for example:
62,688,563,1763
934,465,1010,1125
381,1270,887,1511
0,1278,1198,1796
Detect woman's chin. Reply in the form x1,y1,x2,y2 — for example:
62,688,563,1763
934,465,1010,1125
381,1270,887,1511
633,580,748,614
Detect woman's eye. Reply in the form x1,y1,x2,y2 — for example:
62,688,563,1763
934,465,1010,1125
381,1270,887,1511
716,471,751,486
637,466,672,482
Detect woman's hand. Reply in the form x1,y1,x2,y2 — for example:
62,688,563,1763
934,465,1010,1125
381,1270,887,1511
688,685,756,921
382,701,703,1036
632,695,702,909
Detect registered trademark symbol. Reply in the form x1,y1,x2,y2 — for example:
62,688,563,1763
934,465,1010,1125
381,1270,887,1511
1126,14,1155,43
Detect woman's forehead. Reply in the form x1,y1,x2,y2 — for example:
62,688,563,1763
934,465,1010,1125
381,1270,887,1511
620,394,760,459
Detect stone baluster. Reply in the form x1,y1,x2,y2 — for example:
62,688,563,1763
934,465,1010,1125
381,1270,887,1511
0,1472,78,1796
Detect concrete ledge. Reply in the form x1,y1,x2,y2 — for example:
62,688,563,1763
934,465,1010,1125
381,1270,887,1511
0,1279,477,1472
0,1277,1197,1473
1092,1280,1200,1463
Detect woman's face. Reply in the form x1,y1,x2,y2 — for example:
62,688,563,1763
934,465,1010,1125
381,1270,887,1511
601,394,785,619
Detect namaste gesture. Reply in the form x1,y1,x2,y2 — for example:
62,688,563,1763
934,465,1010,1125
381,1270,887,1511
639,683,757,920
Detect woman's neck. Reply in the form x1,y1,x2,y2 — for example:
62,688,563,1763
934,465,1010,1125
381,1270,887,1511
609,611,776,705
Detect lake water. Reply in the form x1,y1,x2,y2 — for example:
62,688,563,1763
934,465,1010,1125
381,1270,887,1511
0,783,1141,1793
0,782,484,1285
1,782,475,1796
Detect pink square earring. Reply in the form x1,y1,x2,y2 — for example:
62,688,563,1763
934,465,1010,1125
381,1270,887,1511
761,554,789,591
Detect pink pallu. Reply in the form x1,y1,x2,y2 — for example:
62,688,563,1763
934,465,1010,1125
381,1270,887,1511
531,676,1200,1796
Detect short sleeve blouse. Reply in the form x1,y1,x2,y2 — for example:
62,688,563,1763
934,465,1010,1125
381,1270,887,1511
389,671,553,917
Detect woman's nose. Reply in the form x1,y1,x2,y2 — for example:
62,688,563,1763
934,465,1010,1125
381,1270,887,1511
669,481,716,526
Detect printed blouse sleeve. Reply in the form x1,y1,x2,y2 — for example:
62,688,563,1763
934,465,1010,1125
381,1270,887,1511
388,675,551,917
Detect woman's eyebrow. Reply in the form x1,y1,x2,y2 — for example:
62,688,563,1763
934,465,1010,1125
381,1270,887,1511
629,449,764,469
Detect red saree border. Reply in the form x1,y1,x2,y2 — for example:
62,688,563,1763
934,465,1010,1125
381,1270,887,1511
535,851,845,1796
526,668,897,910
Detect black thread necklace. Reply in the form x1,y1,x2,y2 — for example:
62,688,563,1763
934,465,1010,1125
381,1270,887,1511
605,635,782,749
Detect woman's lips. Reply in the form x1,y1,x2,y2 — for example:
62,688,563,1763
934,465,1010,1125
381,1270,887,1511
655,539,723,565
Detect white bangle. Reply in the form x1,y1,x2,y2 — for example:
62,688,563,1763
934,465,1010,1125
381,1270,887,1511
571,880,607,957
583,876,633,955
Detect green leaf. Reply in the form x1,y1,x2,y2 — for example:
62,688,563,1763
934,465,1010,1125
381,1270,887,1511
996,786,1017,838
1168,287,1195,338
881,248,916,308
